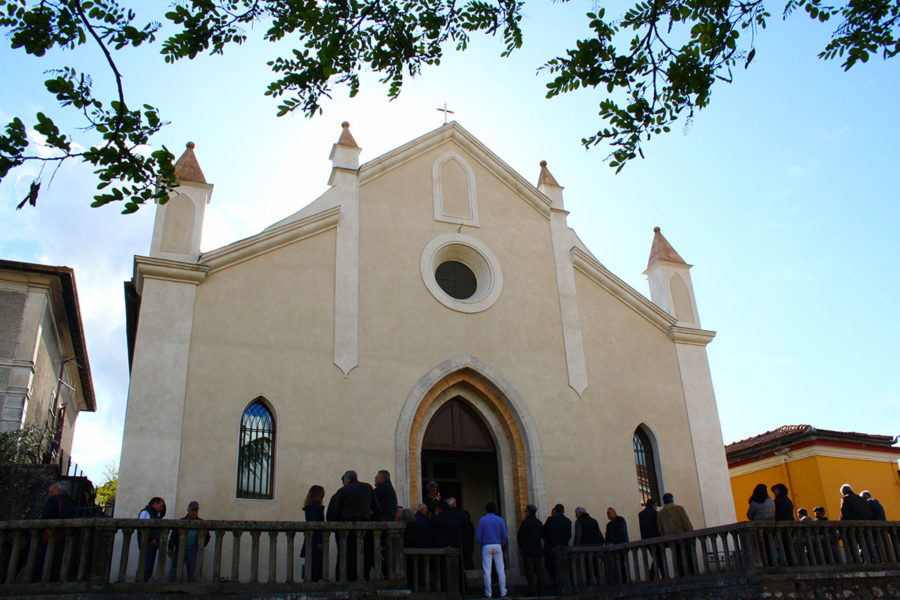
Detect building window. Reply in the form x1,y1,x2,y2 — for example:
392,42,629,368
420,233,503,313
237,398,275,499
435,260,477,299
633,426,660,505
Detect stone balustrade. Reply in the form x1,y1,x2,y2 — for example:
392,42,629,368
0,518,897,598
555,520,900,594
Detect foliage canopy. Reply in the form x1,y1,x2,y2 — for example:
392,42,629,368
1,0,896,210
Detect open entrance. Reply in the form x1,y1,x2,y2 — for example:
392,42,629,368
421,397,499,569
421,397,500,513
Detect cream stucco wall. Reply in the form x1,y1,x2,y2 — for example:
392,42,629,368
121,124,729,548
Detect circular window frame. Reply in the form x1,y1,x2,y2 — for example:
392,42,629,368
420,233,503,313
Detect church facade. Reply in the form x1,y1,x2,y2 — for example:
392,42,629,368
116,122,734,545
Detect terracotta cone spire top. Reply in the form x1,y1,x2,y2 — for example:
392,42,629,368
173,141,207,184
337,121,359,148
537,160,561,188
647,226,687,269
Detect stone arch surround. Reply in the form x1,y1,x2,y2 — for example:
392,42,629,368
395,355,546,521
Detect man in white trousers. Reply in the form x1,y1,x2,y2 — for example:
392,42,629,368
476,502,509,599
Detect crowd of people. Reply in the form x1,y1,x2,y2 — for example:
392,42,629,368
744,482,888,523
29,473,892,591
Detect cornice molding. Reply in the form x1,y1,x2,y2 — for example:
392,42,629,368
668,325,716,346
359,123,553,219
571,247,676,333
200,206,341,273
729,443,900,477
134,256,208,294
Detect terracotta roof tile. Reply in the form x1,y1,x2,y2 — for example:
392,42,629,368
725,424,899,466
337,121,359,148
537,160,561,188
647,226,686,268
173,142,206,184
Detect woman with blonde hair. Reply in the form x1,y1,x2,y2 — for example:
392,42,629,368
302,485,325,581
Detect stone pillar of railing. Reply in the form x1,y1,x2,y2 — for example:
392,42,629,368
91,521,118,586
553,546,573,594
445,548,461,600
386,528,405,585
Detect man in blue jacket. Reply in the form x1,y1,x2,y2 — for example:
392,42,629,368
476,502,508,598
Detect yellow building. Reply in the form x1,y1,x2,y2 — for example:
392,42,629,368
726,425,900,522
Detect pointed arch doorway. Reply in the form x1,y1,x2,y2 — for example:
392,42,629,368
421,397,500,521
397,357,548,576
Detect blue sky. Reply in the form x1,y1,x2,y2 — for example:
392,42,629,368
1,3,898,484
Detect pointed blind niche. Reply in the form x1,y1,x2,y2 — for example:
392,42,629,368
422,397,495,452
440,158,471,220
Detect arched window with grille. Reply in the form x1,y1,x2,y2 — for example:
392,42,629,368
633,425,661,506
237,398,275,499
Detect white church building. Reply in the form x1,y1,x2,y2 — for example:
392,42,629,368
116,121,734,547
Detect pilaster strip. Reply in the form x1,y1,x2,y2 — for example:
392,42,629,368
333,189,359,377
550,211,587,396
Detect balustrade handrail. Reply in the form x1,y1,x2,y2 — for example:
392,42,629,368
0,518,407,531
556,519,900,593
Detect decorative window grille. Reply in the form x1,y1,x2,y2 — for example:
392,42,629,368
237,399,275,499
633,426,660,506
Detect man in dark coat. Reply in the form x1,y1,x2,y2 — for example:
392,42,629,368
839,484,873,520
431,500,464,548
517,504,549,595
604,507,629,584
639,500,661,539
327,470,380,580
772,484,795,521
573,507,603,545
604,507,629,544
374,470,398,521
861,491,887,520
415,503,432,546
638,500,664,578
542,503,571,584
36,481,77,581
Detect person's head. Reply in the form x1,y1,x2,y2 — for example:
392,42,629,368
149,497,165,511
860,490,872,500
342,470,358,486
814,506,826,518
395,506,404,521
797,508,808,518
401,508,416,524
662,493,674,505
840,483,853,496
375,470,391,485
553,503,565,516
425,481,439,496
304,484,325,508
416,502,428,515
749,484,769,504
485,502,497,515
771,483,789,497
48,481,65,497
575,507,586,517
446,497,457,509
187,501,200,517
644,499,657,510
525,504,537,517
606,507,617,521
